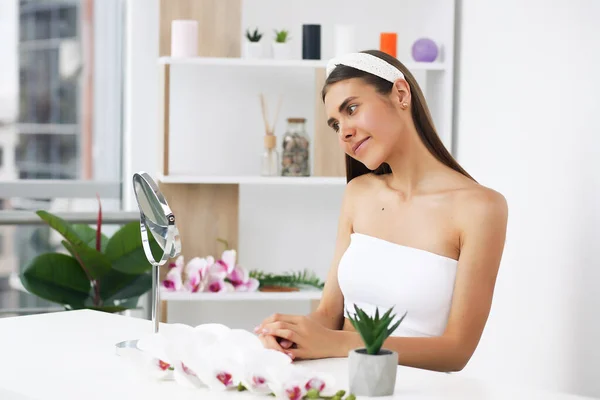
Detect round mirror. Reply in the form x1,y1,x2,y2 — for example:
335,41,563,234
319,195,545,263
132,172,181,263
132,172,181,334
117,172,182,353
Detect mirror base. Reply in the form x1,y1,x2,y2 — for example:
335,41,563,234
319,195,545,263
115,339,140,356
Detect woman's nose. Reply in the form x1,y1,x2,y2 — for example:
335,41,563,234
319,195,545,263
340,124,355,141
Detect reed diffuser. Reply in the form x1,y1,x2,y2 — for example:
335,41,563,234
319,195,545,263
259,93,282,176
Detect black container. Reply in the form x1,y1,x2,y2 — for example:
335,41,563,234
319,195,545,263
302,24,321,60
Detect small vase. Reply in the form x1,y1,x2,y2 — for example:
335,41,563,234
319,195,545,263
272,42,291,60
348,348,397,397
244,41,263,59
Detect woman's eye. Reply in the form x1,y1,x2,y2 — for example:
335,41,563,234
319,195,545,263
347,104,357,115
333,122,339,132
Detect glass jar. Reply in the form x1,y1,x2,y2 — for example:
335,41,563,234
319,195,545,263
281,118,310,176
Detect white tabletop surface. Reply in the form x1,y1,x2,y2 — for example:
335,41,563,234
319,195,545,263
0,310,595,400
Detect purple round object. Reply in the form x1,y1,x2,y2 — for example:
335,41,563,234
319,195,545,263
411,38,438,62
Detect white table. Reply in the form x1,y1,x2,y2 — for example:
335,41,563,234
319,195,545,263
0,310,594,400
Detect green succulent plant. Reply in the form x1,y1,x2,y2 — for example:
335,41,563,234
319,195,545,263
274,29,290,43
347,305,406,355
246,27,263,42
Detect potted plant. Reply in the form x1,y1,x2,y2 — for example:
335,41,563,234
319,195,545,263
346,305,406,397
244,27,263,59
20,198,162,313
272,29,291,60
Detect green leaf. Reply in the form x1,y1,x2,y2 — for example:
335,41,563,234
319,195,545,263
248,269,324,289
62,240,111,280
99,270,152,303
104,221,162,274
87,305,129,313
20,253,91,307
36,210,86,247
71,224,109,252
387,312,407,336
115,297,141,309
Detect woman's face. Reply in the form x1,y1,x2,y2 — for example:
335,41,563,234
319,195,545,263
324,78,409,170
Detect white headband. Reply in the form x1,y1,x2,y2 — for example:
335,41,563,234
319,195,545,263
325,52,405,83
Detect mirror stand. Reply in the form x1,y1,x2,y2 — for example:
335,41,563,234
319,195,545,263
115,172,181,355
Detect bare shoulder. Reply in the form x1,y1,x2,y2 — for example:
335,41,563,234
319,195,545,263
343,172,381,199
453,182,508,236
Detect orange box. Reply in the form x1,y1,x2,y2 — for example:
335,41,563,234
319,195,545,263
379,32,397,58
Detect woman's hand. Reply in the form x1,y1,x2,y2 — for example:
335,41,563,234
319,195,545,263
255,313,341,360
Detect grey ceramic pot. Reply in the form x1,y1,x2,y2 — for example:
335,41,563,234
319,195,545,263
348,348,398,397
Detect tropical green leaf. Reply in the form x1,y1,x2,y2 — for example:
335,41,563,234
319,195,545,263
114,297,141,309
36,210,86,247
20,253,91,307
87,305,129,313
105,221,162,274
99,269,152,302
71,224,109,252
102,272,152,303
62,240,111,280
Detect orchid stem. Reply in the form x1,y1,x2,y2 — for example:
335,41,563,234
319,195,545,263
216,238,229,251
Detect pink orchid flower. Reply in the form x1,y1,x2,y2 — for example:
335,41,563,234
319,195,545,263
266,364,336,399
227,265,260,292
213,249,237,275
161,268,182,292
183,257,210,293
205,273,234,293
161,255,184,291
183,327,240,391
237,348,291,394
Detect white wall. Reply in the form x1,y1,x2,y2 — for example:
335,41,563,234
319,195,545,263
0,0,18,182
455,1,600,398
122,0,159,211
0,0,18,120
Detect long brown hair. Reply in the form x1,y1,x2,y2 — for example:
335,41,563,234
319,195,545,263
322,49,475,183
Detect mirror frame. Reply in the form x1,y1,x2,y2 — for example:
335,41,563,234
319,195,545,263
132,171,181,333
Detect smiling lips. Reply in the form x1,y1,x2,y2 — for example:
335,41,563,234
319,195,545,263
352,137,371,155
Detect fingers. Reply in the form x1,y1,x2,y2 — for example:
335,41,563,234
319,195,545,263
259,334,296,360
259,332,285,352
266,328,298,344
260,321,297,335
278,339,294,349
256,313,303,331
286,348,308,361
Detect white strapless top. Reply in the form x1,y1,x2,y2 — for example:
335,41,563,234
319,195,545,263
338,232,458,337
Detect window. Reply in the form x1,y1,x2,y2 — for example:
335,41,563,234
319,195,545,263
0,0,127,317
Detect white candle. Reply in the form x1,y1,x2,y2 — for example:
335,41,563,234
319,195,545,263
171,20,198,58
334,25,356,57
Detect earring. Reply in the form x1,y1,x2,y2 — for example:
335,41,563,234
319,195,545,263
402,102,409,109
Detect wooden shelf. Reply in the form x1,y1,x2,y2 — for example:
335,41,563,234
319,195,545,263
158,175,346,185
161,290,322,301
158,56,447,71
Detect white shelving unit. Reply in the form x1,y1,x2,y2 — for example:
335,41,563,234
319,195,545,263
162,290,322,302
158,174,346,185
157,0,457,327
159,56,448,72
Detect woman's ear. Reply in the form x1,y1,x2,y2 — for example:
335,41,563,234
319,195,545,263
392,79,411,108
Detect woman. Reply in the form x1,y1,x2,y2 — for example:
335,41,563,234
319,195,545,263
254,50,508,373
